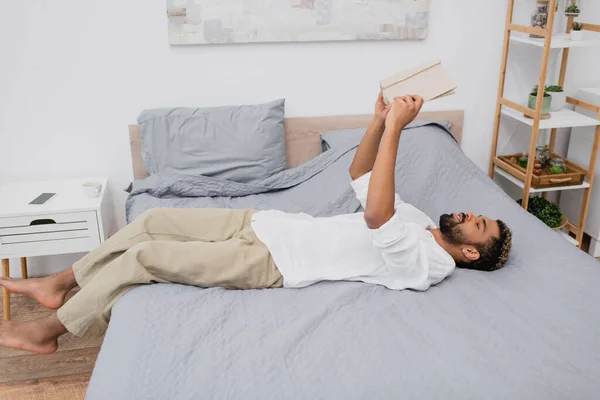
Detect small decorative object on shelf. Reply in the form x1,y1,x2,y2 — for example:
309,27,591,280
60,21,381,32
536,144,550,167
565,0,581,17
530,0,550,38
527,85,552,119
512,152,543,175
517,196,566,230
546,85,566,111
571,22,584,41
518,152,529,168
550,158,567,174
533,157,543,176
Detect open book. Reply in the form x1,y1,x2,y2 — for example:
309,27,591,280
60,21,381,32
380,59,456,104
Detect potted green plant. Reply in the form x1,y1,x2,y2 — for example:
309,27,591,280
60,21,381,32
565,4,581,17
528,85,552,116
517,196,566,230
571,22,584,41
546,85,566,111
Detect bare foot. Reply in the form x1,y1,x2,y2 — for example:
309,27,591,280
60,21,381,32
0,270,75,309
0,314,67,354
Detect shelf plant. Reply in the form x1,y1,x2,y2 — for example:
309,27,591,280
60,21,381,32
517,196,565,229
565,4,580,17
528,85,552,116
571,22,584,41
546,85,566,111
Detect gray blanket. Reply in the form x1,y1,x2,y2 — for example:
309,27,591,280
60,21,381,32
126,121,450,222
88,123,600,400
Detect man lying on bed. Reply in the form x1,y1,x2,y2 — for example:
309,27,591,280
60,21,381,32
0,94,512,355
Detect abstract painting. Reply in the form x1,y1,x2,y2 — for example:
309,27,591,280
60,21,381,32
167,0,430,45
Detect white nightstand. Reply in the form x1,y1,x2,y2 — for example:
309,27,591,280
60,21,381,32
0,178,111,320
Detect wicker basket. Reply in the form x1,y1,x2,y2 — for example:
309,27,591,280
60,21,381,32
552,215,568,231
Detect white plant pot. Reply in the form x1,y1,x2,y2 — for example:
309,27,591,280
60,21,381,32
549,92,567,111
571,30,584,41
565,12,580,17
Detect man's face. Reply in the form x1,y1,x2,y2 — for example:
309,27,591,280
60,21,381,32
439,212,500,247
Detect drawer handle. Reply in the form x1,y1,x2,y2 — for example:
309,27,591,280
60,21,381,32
30,219,57,226
549,177,572,184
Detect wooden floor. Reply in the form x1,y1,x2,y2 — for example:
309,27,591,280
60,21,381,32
0,290,103,400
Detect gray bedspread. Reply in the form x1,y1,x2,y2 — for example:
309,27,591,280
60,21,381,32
87,123,600,400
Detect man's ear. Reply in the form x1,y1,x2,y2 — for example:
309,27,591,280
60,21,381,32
461,246,480,262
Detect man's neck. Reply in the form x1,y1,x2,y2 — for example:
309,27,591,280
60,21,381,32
428,228,461,262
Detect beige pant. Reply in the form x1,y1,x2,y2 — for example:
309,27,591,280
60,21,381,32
57,208,282,337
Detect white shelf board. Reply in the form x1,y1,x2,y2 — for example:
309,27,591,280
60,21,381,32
558,230,579,246
494,167,590,193
510,32,600,49
501,107,600,129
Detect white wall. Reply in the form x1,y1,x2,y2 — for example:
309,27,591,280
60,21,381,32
566,2,600,89
0,0,566,276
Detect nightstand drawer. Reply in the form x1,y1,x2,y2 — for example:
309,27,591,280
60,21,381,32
0,211,101,257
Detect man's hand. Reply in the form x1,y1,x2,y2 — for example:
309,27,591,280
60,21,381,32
385,95,424,132
349,92,391,180
374,91,391,122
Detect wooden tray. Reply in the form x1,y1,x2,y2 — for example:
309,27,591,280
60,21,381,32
497,153,587,189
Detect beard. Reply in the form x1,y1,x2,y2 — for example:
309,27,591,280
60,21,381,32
439,214,467,246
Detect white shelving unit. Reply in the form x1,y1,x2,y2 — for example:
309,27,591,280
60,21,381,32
489,0,600,248
510,32,600,48
561,88,600,257
500,107,600,129
559,231,580,246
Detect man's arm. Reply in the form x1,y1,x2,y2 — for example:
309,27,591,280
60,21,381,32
364,96,423,229
349,92,389,181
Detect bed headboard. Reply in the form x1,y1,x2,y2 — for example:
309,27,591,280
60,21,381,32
129,111,464,180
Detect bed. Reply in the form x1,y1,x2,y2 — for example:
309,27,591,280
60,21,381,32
85,111,600,400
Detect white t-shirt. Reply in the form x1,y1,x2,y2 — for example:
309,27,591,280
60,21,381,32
250,172,455,291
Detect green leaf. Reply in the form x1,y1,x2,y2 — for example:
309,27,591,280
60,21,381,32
516,196,563,228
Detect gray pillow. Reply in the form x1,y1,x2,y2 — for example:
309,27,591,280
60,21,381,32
320,120,454,150
137,99,286,184
320,128,366,151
